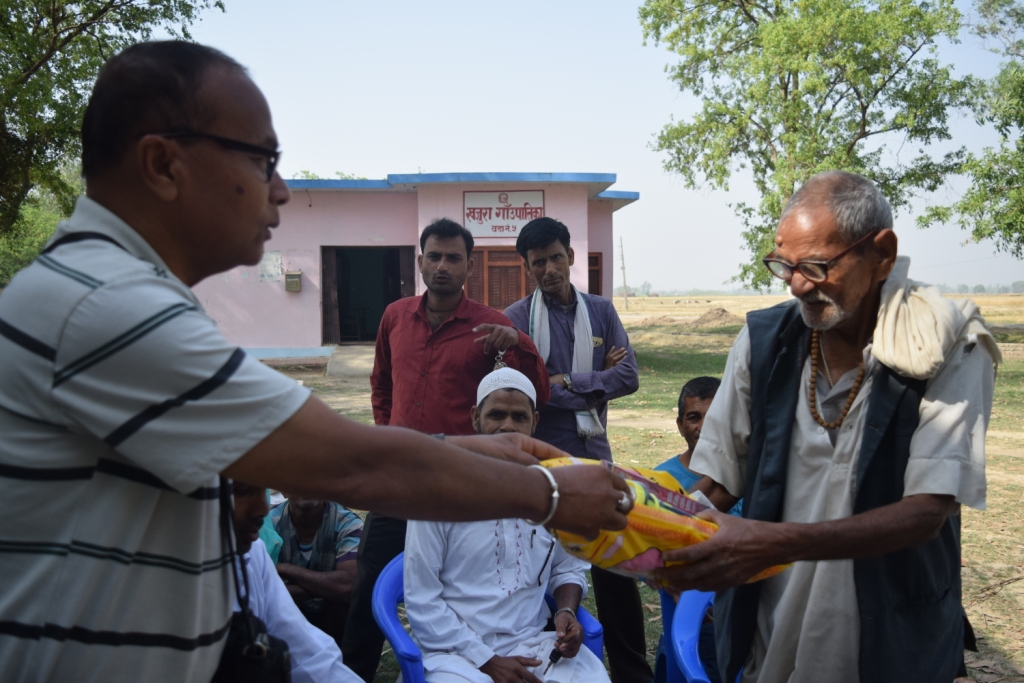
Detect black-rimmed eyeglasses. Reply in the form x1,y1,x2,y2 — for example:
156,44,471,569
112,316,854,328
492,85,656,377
154,131,281,182
762,230,879,283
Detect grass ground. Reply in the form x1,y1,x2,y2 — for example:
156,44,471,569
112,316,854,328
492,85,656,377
280,294,1024,683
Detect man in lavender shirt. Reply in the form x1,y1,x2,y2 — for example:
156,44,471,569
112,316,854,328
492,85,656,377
505,217,651,683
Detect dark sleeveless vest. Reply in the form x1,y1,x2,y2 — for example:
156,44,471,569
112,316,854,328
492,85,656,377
714,300,963,683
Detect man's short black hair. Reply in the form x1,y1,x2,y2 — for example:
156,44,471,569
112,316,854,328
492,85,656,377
419,218,474,257
516,217,571,260
81,41,246,179
678,376,721,415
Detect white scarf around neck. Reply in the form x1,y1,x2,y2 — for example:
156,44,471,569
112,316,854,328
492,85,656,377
529,286,604,438
873,256,1002,379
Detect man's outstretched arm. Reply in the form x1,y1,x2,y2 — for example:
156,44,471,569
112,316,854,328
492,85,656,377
224,396,629,538
653,493,957,592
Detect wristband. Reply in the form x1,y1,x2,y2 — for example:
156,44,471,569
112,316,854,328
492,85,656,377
553,607,576,620
563,373,573,392
525,464,560,526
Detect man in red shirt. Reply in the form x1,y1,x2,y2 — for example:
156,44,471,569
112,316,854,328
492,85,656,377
342,218,550,680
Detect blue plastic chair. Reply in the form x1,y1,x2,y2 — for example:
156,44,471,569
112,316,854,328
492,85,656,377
671,590,716,683
371,552,605,683
654,589,685,682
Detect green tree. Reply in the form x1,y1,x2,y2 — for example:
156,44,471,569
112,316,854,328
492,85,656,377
973,284,987,293
0,160,82,287
1013,280,1024,292
0,0,224,240
918,0,1024,258
639,0,974,290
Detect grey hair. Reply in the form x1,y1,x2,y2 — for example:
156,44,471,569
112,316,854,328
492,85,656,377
779,171,893,243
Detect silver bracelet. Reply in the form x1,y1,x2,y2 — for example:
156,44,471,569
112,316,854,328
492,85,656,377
525,465,559,526
553,607,576,620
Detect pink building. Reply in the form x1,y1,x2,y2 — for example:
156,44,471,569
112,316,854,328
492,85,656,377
193,173,638,358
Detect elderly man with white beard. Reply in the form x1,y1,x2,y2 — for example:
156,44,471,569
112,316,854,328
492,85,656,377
403,369,612,683
652,171,1000,683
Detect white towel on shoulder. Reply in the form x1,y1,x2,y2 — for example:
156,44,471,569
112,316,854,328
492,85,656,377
529,287,604,438
873,256,1002,379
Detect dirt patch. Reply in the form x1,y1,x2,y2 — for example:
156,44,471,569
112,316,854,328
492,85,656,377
688,307,745,329
608,408,678,431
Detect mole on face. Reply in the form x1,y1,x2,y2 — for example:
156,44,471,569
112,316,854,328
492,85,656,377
235,186,245,195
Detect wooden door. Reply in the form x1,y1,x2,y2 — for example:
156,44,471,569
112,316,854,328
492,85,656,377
398,246,416,297
588,252,602,297
321,247,341,344
465,248,532,310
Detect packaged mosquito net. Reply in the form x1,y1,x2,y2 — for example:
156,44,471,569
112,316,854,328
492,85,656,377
539,457,788,587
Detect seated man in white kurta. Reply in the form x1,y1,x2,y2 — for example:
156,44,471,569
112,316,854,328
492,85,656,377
404,369,611,683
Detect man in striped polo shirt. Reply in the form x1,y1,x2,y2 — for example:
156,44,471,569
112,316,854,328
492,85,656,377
0,41,631,683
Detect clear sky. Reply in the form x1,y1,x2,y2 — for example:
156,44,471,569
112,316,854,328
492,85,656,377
179,0,1022,291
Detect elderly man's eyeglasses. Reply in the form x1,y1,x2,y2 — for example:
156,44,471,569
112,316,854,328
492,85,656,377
155,131,281,181
762,230,879,283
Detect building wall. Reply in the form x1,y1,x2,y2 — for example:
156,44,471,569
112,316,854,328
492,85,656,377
587,200,614,299
192,190,418,348
413,183,591,295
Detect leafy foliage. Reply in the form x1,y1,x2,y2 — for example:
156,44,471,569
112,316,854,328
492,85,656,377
0,1,225,239
639,0,974,289
0,161,82,288
917,0,1024,258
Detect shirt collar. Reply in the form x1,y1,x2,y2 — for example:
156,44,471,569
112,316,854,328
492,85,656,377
541,287,577,310
50,196,177,279
417,291,473,321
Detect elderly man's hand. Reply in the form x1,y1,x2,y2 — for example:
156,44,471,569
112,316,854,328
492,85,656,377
472,323,521,354
554,611,583,658
652,509,782,592
479,655,544,683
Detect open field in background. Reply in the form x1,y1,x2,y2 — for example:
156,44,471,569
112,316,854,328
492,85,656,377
279,294,1024,683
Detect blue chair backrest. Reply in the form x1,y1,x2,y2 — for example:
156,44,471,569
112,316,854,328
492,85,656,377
671,590,715,683
654,589,685,683
372,551,605,683
371,553,427,683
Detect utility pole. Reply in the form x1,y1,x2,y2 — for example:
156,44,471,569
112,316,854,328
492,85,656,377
619,236,629,311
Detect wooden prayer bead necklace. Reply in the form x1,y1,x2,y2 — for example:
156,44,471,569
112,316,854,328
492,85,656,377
808,329,866,430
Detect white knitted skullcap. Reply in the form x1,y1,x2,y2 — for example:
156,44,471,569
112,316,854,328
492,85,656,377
476,367,537,407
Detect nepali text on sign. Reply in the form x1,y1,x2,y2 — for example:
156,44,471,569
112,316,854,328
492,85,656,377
464,191,545,238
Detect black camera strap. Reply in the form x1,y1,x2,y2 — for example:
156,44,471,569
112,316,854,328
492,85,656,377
218,477,257,640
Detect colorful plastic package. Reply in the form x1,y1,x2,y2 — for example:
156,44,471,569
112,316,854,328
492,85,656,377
539,457,788,587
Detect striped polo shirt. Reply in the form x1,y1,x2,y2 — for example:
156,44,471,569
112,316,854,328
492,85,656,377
0,197,310,682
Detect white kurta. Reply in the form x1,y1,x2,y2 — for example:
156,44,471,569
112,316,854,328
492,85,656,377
690,325,993,683
404,519,611,683
241,539,361,683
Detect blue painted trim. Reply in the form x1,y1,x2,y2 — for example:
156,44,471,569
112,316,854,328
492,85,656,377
595,190,640,201
245,347,334,359
386,172,616,185
286,179,392,190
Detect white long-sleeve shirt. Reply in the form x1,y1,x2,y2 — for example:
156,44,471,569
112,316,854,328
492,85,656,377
241,539,360,683
404,519,590,668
